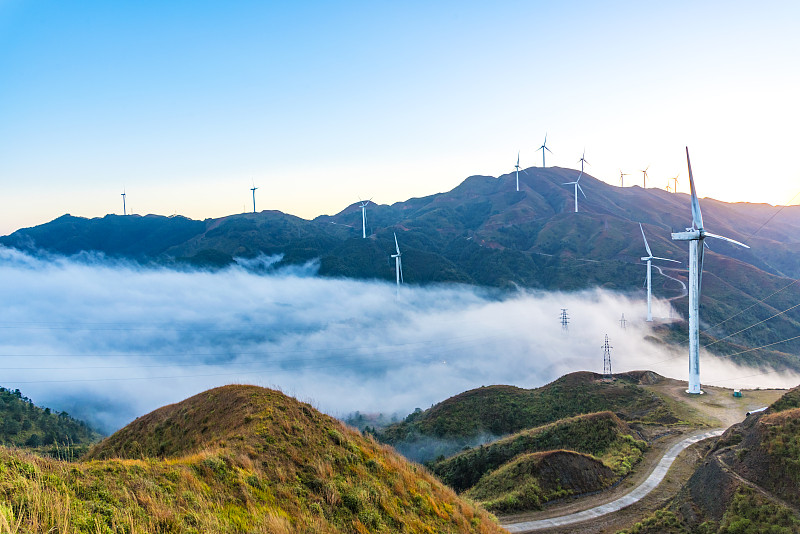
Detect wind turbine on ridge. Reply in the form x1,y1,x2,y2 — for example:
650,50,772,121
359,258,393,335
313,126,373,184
563,172,586,213
538,134,552,168
358,198,372,238
514,151,528,191
578,149,589,173
671,147,749,394
250,182,258,213
640,166,649,188
639,222,680,322
619,170,629,186
391,233,403,297
121,189,127,216
670,174,679,193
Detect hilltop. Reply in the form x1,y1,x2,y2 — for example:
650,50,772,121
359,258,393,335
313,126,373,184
377,371,679,462
0,384,503,533
3,167,799,368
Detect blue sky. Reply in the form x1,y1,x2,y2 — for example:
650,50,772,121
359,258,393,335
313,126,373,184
0,1,798,234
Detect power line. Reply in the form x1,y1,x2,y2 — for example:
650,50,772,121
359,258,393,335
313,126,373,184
703,302,800,349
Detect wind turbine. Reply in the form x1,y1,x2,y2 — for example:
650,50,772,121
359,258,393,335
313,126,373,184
619,170,629,186
514,151,528,191
391,233,403,297
671,147,749,394
670,174,679,193
121,189,127,216
250,183,258,213
578,149,589,173
639,222,680,322
537,134,552,167
640,166,649,188
359,198,372,238
563,172,586,213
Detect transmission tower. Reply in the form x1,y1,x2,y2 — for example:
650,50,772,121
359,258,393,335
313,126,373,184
602,334,613,379
619,313,627,330
560,308,569,332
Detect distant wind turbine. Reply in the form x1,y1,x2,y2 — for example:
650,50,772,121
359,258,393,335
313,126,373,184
121,189,127,216
640,166,649,188
514,151,528,192
250,183,258,213
670,174,679,193
639,222,680,322
359,198,372,238
537,134,552,167
563,172,586,213
671,147,749,394
391,233,403,297
619,170,629,186
578,149,589,173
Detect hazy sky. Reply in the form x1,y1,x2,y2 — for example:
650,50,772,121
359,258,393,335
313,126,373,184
1,1,798,235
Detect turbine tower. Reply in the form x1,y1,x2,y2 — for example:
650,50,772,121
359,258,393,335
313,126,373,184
121,190,127,216
639,222,680,322
537,134,552,167
250,183,258,213
640,166,649,188
359,198,372,238
391,233,403,297
578,149,589,173
563,172,586,213
619,170,629,186
514,151,528,192
671,147,749,394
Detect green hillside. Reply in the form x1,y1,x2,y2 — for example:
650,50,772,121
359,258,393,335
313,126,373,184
0,385,504,533
378,371,677,462
0,386,101,459
623,385,800,534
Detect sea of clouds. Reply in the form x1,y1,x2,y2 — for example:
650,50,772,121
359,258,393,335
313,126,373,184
0,246,796,434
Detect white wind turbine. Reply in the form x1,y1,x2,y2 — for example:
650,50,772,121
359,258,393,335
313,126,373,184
639,222,680,322
537,134,552,167
578,149,589,173
563,172,586,213
391,233,403,297
359,198,372,238
671,147,749,394
514,151,528,191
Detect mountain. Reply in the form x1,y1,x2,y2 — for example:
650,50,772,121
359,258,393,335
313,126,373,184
0,385,503,533
0,386,101,459
3,167,800,364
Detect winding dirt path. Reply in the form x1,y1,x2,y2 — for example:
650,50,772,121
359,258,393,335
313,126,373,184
653,265,688,298
502,429,723,533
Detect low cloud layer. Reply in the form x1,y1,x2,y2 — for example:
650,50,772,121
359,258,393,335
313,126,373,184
0,247,796,434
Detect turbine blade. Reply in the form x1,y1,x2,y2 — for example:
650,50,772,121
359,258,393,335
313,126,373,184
522,169,528,175
546,146,552,153
399,260,403,284
705,232,750,248
698,241,705,294
686,147,704,230
639,223,653,257
578,184,586,198
394,232,400,254
517,151,520,165
652,257,680,263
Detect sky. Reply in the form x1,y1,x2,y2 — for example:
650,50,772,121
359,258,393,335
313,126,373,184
0,1,799,235
1,247,795,434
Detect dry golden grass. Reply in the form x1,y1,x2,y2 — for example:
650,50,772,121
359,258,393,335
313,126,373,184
0,385,505,533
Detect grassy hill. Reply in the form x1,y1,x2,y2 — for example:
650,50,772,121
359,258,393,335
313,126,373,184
0,385,504,533
377,371,677,463
622,385,800,533
0,386,101,459
430,411,645,493
4,168,800,368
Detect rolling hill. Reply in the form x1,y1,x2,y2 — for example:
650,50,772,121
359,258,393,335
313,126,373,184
0,385,504,533
3,167,800,366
